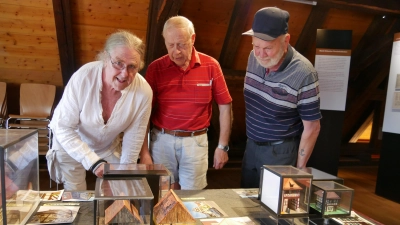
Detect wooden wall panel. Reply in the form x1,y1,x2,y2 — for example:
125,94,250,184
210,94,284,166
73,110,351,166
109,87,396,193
0,0,62,86
323,8,373,49
233,0,311,71
179,0,235,60
71,0,150,68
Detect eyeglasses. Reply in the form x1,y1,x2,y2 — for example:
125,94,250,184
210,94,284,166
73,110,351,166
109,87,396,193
108,52,138,73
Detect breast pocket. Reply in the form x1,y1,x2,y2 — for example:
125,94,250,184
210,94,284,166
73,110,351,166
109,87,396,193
195,85,212,104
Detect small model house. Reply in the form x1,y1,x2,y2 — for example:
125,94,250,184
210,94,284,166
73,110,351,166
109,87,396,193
314,190,341,212
281,178,302,213
153,189,195,225
104,199,143,224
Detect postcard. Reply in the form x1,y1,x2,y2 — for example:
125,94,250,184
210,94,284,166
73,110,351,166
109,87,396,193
62,191,94,201
183,201,228,218
232,189,258,198
26,203,80,224
38,190,64,201
201,216,255,225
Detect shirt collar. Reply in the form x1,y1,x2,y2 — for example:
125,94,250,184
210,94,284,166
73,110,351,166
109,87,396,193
275,44,293,72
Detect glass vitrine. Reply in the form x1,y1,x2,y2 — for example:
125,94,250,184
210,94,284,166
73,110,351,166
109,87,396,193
94,178,154,225
260,165,313,218
310,181,354,218
0,129,40,225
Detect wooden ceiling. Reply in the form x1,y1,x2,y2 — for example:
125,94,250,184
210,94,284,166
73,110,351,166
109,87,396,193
1,0,399,152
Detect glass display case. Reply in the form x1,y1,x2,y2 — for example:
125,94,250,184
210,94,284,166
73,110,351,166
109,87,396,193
0,129,40,225
303,167,344,184
94,178,154,225
103,163,171,204
260,165,313,218
262,216,309,225
310,181,354,218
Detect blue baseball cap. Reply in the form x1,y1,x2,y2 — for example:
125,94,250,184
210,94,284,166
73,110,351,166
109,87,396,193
243,7,289,41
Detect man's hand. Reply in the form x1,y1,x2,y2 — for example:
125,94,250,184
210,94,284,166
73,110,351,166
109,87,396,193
213,148,228,169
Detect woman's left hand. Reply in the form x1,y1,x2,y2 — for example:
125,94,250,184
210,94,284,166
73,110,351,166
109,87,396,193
93,163,105,178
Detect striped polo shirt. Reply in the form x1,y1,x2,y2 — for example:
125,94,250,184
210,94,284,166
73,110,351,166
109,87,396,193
145,47,232,131
244,45,322,142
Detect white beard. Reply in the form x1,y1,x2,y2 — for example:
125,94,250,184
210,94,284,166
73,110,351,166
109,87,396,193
255,45,285,69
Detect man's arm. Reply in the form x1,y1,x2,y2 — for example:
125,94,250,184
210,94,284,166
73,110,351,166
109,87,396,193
213,103,233,169
297,119,320,169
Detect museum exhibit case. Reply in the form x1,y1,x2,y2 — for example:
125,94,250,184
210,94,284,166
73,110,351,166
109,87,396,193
94,178,154,225
0,129,40,225
103,163,171,205
260,165,313,221
310,181,354,218
304,167,344,184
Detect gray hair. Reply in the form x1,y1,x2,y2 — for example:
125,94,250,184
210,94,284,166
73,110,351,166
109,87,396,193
97,30,145,70
162,16,195,37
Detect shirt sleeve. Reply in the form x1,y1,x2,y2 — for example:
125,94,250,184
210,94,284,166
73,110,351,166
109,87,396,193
211,60,232,104
50,67,101,170
297,71,322,121
119,79,153,164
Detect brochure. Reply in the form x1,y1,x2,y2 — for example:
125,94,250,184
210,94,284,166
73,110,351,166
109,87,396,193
232,189,258,198
26,203,80,224
201,216,255,225
183,201,228,218
62,191,94,201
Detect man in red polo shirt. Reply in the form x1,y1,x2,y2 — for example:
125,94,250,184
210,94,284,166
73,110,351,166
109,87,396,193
145,16,233,190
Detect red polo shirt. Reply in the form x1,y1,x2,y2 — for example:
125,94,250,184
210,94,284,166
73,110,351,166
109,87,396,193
145,47,232,131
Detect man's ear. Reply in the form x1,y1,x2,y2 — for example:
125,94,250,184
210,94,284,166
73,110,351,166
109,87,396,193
191,33,196,45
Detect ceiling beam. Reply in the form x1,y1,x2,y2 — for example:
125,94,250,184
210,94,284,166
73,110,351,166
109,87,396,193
144,0,184,71
295,4,329,56
350,15,395,81
52,0,75,86
318,0,400,16
219,0,253,69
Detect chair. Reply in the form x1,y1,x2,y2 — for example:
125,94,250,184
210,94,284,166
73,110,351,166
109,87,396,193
6,83,56,155
0,82,7,128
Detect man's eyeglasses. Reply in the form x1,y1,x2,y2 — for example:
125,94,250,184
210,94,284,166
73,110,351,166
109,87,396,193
108,52,137,73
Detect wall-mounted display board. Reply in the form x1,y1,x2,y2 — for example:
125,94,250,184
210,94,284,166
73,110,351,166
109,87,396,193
308,30,352,176
315,30,352,111
376,32,400,204
382,33,400,134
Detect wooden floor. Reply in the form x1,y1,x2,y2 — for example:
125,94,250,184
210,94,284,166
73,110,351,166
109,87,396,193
40,165,400,225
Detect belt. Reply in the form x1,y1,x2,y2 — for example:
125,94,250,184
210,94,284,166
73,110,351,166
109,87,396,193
153,125,207,137
253,136,299,146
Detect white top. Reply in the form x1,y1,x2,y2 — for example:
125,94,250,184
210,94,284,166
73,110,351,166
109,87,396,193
50,61,152,170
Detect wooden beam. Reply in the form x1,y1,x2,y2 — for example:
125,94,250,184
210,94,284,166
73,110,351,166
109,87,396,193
144,0,164,69
318,0,400,16
294,5,329,56
350,15,395,81
144,0,184,71
343,50,391,138
52,0,75,86
219,0,253,69
350,35,393,81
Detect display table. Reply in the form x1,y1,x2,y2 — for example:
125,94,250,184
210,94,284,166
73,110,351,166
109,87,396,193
50,189,379,225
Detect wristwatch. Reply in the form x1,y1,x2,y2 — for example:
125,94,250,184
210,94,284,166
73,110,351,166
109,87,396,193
217,144,229,152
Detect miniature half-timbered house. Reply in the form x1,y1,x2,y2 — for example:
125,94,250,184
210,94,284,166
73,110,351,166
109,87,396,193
153,189,195,225
104,199,143,224
315,190,341,212
281,178,302,213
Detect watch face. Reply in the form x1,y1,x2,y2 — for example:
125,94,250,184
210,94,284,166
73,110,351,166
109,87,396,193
218,144,229,151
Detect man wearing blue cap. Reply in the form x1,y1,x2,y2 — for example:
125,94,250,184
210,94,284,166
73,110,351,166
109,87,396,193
241,7,322,188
